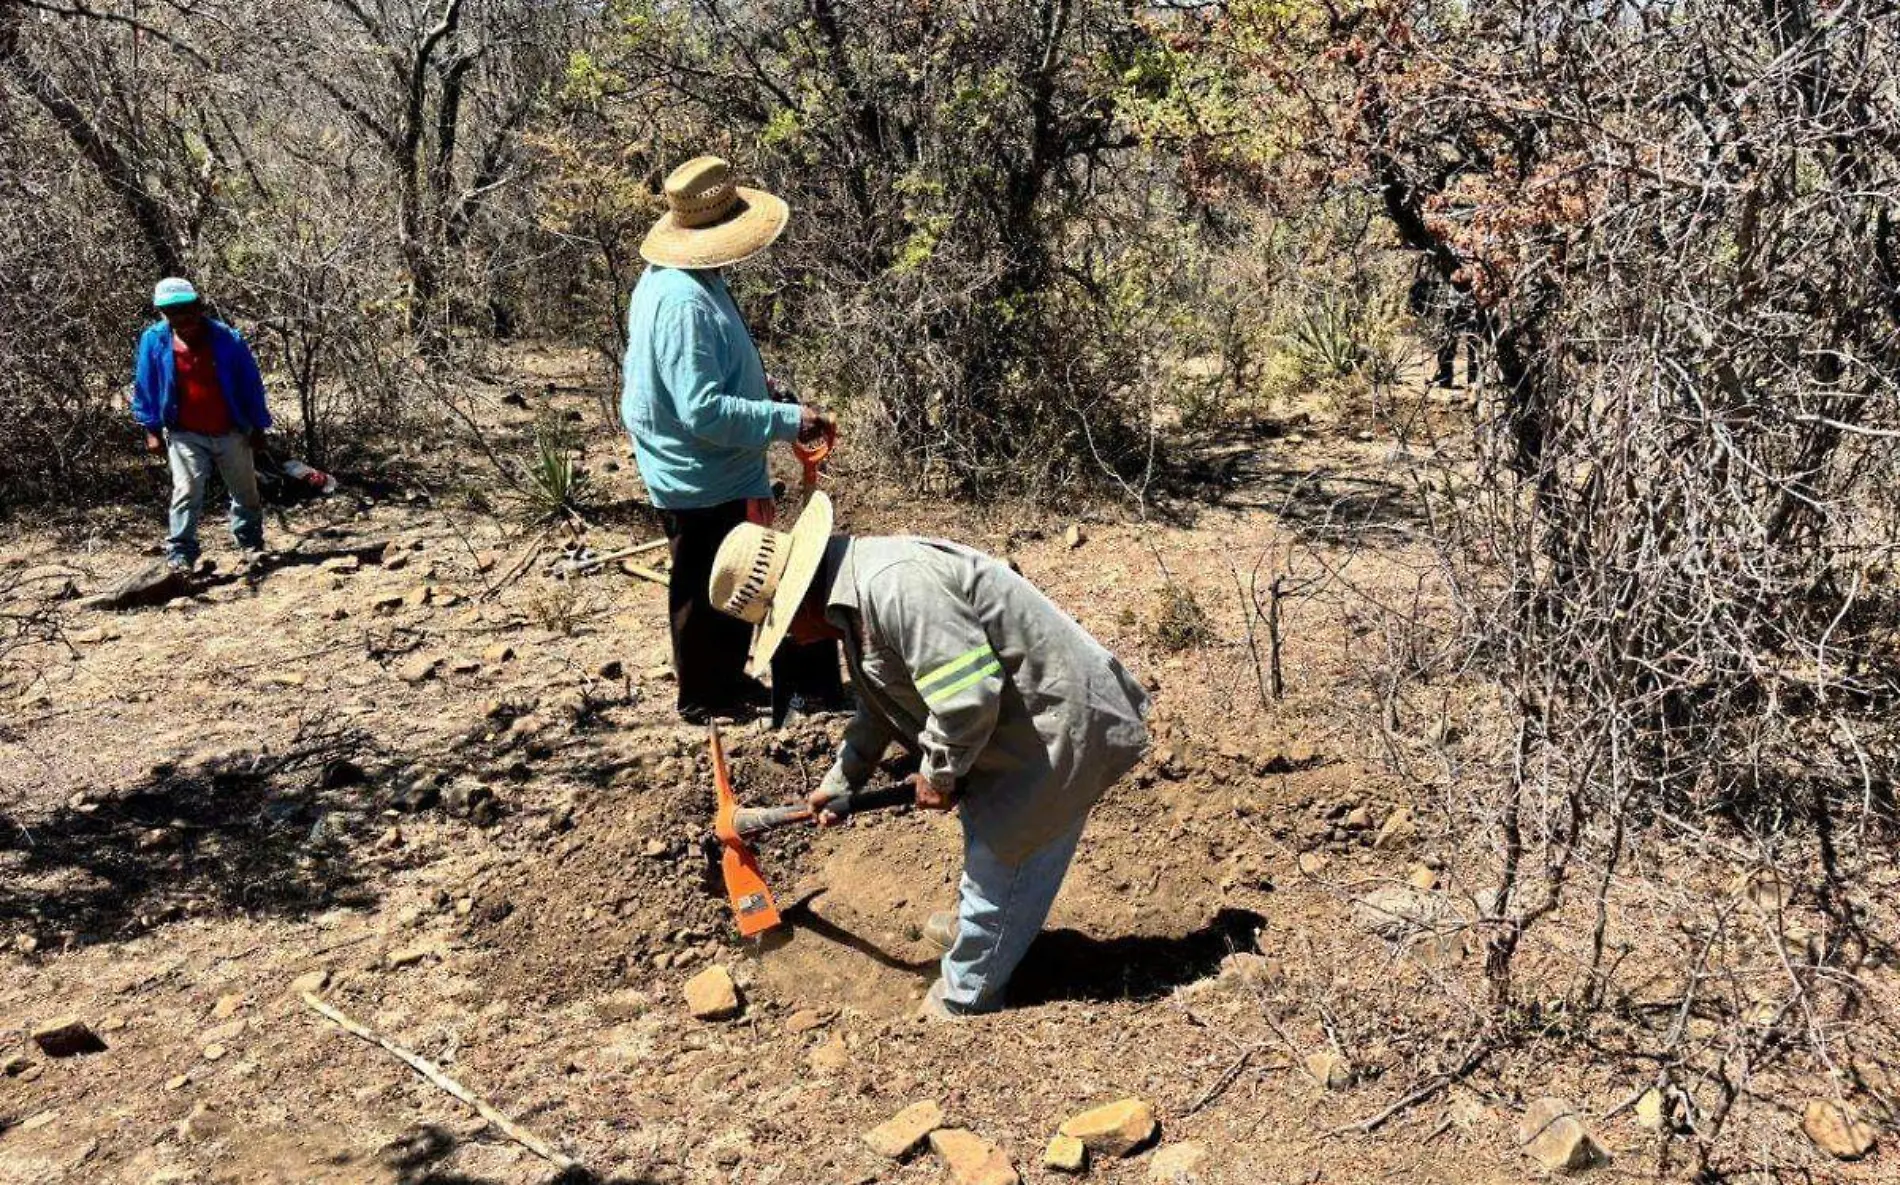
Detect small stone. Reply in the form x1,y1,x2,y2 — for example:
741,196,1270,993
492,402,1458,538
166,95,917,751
177,1101,229,1142
1058,1097,1157,1158
441,779,493,819
643,839,670,859
1730,867,1792,911
1305,1050,1355,1090
210,993,244,1020
368,592,406,613
21,1111,56,1132
1517,1097,1609,1173
1064,524,1087,549
1343,805,1372,830
3,1051,32,1076
929,1128,1019,1185
1149,1141,1209,1183
862,1099,943,1159
404,585,435,608
808,1033,850,1074
598,659,625,680
1634,1088,1675,1132
1803,1099,1877,1160
683,965,741,1020
1297,851,1329,876
321,556,361,574
1044,1133,1086,1174
165,1073,191,1091
1408,864,1439,890
386,942,439,969
398,656,439,684
290,969,330,995
319,758,366,789
14,933,39,954
31,1016,105,1057
483,643,516,664
1373,806,1416,850
201,1043,227,1062
785,1009,831,1035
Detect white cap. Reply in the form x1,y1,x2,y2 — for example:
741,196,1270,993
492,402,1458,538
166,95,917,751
153,277,199,308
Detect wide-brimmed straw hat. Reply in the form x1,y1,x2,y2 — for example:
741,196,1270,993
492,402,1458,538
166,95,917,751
640,156,790,270
709,492,834,677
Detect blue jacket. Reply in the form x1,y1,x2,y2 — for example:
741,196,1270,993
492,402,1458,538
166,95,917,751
131,319,273,433
619,266,800,510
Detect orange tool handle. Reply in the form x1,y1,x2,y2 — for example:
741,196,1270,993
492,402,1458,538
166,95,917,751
792,421,836,488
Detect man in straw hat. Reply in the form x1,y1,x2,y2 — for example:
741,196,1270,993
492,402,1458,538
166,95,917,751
709,492,1152,1018
132,277,273,572
622,155,836,723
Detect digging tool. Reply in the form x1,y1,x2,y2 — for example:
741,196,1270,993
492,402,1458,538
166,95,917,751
792,421,835,494
702,724,913,937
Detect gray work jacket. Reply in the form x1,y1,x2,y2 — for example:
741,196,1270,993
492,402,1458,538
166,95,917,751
815,536,1151,865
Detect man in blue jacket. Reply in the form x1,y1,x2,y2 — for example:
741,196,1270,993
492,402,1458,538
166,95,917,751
622,156,835,722
132,278,273,571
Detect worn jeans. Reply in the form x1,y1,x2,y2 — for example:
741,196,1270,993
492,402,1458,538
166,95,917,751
167,429,263,564
940,813,1087,1012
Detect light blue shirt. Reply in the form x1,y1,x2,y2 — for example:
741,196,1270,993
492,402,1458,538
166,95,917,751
619,265,802,510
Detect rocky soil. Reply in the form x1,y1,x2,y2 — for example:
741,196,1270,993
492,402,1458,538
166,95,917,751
2,350,1892,1184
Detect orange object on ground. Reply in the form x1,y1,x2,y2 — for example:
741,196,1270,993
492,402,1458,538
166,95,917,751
709,725,783,937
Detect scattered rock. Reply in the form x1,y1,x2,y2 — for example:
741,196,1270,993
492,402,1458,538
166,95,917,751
1297,851,1329,876
1407,863,1439,890
1304,1051,1355,1091
398,655,440,684
1149,1141,1209,1183
368,592,406,613
483,643,516,664
1064,524,1087,549
386,942,440,969
597,659,625,680
809,1033,850,1074
1058,1098,1157,1158
1633,1087,1684,1133
210,993,245,1020
3,1051,32,1076
785,1009,832,1035
404,585,435,608
1730,867,1792,911
1803,1099,1877,1160
683,965,741,1020
290,969,330,995
319,758,367,789
165,1073,191,1091
321,556,361,574
929,1128,1019,1185
441,779,494,820
201,1043,227,1062
15,933,39,955
1036,1132,1084,1175
862,1099,944,1159
389,768,441,812
177,1101,229,1143
1373,806,1416,850
30,1016,106,1058
1517,1097,1609,1173
19,1111,56,1132
1343,804,1372,830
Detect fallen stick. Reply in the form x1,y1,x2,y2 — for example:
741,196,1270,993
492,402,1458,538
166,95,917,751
623,562,668,586
301,992,578,1170
566,539,667,572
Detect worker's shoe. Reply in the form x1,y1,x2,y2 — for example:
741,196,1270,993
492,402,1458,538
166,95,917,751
918,977,976,1023
921,911,959,954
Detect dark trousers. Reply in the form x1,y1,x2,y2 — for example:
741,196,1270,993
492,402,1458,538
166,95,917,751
662,498,842,719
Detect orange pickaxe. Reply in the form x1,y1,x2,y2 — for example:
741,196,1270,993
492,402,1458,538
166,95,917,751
702,724,912,937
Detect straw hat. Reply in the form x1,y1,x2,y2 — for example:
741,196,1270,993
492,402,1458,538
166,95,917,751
709,492,835,677
640,156,790,269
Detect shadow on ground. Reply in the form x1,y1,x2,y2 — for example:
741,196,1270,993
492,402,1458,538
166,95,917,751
0,720,388,947
1009,907,1266,1005
384,1125,656,1185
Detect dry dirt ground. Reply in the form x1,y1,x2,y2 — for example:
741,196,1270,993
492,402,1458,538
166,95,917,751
1,350,1892,1184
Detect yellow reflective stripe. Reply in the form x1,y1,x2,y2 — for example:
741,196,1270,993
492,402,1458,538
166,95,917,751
924,659,1003,705
915,644,996,693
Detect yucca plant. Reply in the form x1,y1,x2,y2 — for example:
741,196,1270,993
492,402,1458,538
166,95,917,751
1287,294,1369,378
512,417,594,522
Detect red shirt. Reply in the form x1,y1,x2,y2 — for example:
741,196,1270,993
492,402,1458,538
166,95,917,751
172,331,232,435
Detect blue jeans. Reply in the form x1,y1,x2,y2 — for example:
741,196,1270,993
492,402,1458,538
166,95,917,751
939,814,1087,1012
167,429,263,564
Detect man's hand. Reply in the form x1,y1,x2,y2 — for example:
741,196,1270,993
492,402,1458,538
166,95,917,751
144,431,164,456
909,772,957,812
797,406,835,444
806,785,846,828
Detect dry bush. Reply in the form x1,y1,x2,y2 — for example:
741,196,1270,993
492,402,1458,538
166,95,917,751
1194,0,1900,1168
